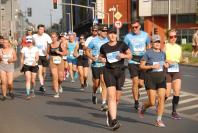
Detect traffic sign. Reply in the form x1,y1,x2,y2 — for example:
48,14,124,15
114,20,122,29
114,11,122,20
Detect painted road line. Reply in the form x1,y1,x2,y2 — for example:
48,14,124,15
165,97,198,107
177,105,198,112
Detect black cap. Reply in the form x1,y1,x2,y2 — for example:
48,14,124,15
108,28,117,34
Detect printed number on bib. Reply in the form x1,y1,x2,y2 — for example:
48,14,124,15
53,56,61,64
152,61,164,72
106,51,120,63
79,49,83,56
168,63,179,72
69,51,74,57
133,44,145,52
62,56,67,60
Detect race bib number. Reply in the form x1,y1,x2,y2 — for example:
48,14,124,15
69,51,74,57
152,61,164,72
79,49,83,56
133,44,145,52
53,56,61,64
106,51,120,63
168,63,179,72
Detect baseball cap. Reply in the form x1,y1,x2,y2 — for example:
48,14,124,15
152,35,161,42
92,25,98,30
26,36,33,43
99,25,108,31
108,28,117,34
60,32,67,38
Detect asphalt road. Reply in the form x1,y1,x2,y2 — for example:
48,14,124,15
0,66,198,133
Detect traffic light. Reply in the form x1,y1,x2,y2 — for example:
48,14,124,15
27,8,32,17
53,0,57,9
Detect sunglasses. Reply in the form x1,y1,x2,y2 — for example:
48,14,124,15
169,35,177,39
92,30,98,32
153,40,160,43
132,26,139,29
102,30,107,32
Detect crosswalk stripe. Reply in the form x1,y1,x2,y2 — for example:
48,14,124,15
165,97,198,107
177,104,198,111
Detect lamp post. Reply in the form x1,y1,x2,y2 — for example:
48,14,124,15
91,2,97,20
50,9,53,32
70,0,73,32
66,13,71,31
108,6,116,26
168,0,171,30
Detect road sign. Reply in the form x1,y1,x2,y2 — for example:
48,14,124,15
114,20,122,29
114,11,122,20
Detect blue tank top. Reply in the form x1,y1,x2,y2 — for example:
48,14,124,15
67,41,77,59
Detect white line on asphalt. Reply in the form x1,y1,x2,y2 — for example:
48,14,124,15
165,97,198,107
182,74,195,77
177,105,198,112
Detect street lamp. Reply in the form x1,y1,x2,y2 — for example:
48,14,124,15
109,6,116,26
91,2,97,20
70,0,73,32
66,13,71,32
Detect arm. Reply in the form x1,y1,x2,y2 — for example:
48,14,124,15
119,48,132,60
55,43,67,56
98,53,106,63
20,53,24,69
73,43,79,58
140,59,160,70
8,49,17,63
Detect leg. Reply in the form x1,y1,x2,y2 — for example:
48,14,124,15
108,86,117,120
38,65,44,86
100,74,107,104
7,72,14,99
31,72,37,96
78,66,84,87
25,71,31,98
132,76,139,109
83,67,89,87
157,88,166,119
68,63,74,81
1,71,7,97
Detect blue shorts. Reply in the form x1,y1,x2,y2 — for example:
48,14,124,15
67,58,77,65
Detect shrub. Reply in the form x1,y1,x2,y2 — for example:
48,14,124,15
181,44,192,52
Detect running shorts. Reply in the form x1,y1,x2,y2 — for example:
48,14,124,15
91,66,104,79
38,56,49,67
21,65,39,73
128,64,145,79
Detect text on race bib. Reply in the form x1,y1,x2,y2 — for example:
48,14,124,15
106,51,120,63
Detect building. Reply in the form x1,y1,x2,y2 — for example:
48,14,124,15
139,0,198,44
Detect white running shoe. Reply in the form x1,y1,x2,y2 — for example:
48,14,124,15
53,93,60,98
59,85,63,93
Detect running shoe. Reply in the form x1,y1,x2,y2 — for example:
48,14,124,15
80,84,85,91
70,79,75,83
155,120,166,127
9,92,15,99
30,91,35,98
25,95,31,100
84,82,88,88
101,103,108,111
171,112,181,120
138,105,145,118
92,94,97,104
106,111,112,127
39,86,46,92
1,96,6,101
53,93,60,98
59,85,63,93
111,119,121,131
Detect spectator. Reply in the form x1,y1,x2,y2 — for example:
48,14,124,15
192,30,198,57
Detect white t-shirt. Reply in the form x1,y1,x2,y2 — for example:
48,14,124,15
33,33,52,56
85,36,96,47
21,46,39,66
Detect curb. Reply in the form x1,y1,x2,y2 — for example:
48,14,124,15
181,63,198,67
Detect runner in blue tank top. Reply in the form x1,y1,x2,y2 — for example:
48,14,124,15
67,32,78,82
124,19,151,110
86,25,109,111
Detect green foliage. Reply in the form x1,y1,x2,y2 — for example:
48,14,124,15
181,44,192,52
189,56,198,64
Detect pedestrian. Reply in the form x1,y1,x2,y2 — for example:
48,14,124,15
20,36,39,100
164,29,182,120
0,38,17,101
192,29,198,57
139,35,168,127
86,25,109,111
74,34,89,91
48,32,66,98
66,32,78,82
33,24,52,94
99,28,132,130
124,19,151,110
0,35,4,48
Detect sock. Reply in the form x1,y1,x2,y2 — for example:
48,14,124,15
135,100,139,105
172,96,179,113
165,96,168,101
26,88,30,96
157,115,162,121
102,100,106,104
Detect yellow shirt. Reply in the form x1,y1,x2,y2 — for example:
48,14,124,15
165,43,182,63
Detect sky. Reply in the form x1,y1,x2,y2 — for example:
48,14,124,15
19,0,62,28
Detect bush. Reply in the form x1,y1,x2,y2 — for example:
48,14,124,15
181,44,192,52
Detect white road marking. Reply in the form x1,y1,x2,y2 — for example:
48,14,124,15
177,105,198,112
165,97,198,107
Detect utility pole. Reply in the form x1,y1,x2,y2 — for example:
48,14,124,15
168,0,171,30
70,0,73,32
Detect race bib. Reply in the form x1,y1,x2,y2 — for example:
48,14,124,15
106,51,120,63
168,63,179,72
133,44,145,52
69,51,74,57
152,61,164,72
53,56,61,64
37,44,43,49
79,49,84,56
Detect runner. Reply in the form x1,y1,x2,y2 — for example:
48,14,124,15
21,29,33,48
0,38,17,101
20,36,39,100
48,32,66,98
124,19,151,110
86,25,109,111
139,35,168,127
164,29,182,120
85,25,98,46
67,32,78,82
60,32,69,82
74,34,89,91
99,28,131,130
33,24,52,94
